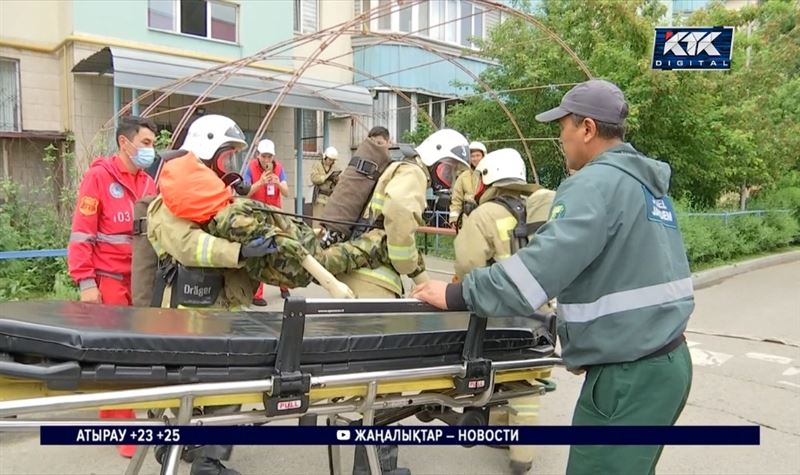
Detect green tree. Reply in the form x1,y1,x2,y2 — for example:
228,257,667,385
690,1,800,208
446,0,799,207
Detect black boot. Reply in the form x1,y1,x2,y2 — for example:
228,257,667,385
352,445,411,475
190,457,241,475
510,460,532,475
187,445,237,475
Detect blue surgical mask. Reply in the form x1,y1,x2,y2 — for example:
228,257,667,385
131,147,155,169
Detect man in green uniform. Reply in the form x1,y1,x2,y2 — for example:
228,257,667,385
412,79,693,475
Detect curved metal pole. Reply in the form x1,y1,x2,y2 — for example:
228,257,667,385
475,0,593,79
362,31,541,182
245,1,419,160
87,0,591,179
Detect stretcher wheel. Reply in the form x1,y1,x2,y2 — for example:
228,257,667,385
414,410,435,423
155,444,198,464
154,445,167,465
510,460,533,475
457,407,488,427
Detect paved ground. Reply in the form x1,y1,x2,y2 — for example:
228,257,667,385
1,259,799,474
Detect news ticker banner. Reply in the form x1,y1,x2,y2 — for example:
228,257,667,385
41,425,760,446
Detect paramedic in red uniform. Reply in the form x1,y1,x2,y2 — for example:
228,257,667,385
245,138,291,306
66,115,157,459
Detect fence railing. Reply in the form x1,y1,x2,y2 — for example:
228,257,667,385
683,209,793,225
0,249,67,260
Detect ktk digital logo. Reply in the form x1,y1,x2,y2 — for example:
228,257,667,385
652,27,734,71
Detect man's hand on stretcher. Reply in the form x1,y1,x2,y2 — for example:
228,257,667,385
410,280,449,310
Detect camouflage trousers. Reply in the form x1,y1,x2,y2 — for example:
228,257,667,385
207,199,390,289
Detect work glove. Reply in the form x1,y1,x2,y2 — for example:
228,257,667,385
240,236,278,259
233,181,251,196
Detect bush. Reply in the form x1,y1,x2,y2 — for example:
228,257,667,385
751,188,800,243
0,180,72,300
679,209,799,267
0,138,77,301
416,233,455,260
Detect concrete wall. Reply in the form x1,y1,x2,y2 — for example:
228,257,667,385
72,0,294,63
0,0,72,45
0,46,65,132
71,52,114,169
293,0,355,84
0,45,65,197
0,138,64,202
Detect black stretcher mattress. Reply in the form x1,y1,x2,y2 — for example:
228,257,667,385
0,301,554,387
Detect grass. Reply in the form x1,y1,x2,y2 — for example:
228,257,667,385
688,245,800,273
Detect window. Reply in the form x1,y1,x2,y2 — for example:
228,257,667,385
460,1,483,47
414,94,445,129
418,1,429,36
445,0,458,43
377,0,392,30
399,3,412,32
396,94,411,140
148,0,238,43
367,1,484,46
294,0,319,34
0,58,21,132
148,0,176,30
354,0,370,32
431,99,442,128
300,109,319,153
210,1,237,42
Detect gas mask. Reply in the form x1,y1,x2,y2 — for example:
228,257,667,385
201,146,250,196
430,159,466,192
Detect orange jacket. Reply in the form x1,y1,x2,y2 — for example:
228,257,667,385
159,152,232,223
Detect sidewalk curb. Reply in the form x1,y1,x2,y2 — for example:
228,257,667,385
691,250,800,290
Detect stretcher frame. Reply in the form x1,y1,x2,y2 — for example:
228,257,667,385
0,298,562,475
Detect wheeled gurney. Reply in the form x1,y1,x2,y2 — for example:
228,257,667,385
0,298,561,475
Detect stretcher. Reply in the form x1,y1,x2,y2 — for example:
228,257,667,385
0,298,561,475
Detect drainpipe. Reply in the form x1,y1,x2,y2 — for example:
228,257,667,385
131,88,140,116
294,109,304,215
323,111,331,149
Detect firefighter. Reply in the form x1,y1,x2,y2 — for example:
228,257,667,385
144,115,273,475
452,148,555,475
335,129,471,298
67,115,158,459
448,141,486,228
310,146,340,226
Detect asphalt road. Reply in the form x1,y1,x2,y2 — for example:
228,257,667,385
1,259,798,475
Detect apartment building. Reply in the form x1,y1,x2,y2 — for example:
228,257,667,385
0,0,369,212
